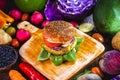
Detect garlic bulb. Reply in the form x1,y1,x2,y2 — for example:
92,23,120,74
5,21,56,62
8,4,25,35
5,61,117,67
0,29,12,44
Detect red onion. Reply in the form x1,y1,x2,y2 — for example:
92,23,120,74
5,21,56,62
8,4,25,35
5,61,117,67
9,9,22,20
0,0,6,10
99,50,120,75
53,46,61,51
16,29,31,42
30,11,43,25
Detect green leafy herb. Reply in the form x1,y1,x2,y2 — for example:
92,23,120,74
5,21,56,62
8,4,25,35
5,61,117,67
37,47,51,61
50,55,63,66
63,49,76,61
75,38,84,51
73,69,91,80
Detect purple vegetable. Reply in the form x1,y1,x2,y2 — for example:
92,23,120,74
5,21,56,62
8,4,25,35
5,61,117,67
111,74,120,80
44,0,63,21
0,0,6,10
56,0,98,20
44,0,98,21
99,50,120,75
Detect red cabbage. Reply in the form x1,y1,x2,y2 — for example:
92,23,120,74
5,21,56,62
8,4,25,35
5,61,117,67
56,0,98,20
44,0,63,21
44,0,98,21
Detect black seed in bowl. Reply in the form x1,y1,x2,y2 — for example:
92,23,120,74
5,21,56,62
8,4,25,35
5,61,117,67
0,45,18,71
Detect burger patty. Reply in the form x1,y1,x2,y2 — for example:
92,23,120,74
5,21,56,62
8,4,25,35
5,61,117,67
43,37,77,55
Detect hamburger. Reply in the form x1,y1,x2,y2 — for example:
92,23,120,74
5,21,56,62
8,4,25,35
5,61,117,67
38,21,83,66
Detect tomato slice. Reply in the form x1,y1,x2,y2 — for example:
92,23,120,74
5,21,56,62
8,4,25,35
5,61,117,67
43,38,61,48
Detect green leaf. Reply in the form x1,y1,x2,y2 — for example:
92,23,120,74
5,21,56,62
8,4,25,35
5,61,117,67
63,49,76,61
73,70,91,80
75,38,84,51
50,55,63,66
37,47,51,61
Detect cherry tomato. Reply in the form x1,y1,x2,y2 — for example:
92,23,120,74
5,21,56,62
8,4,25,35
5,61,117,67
91,66,104,78
43,38,61,48
11,38,20,48
92,33,104,43
21,13,29,21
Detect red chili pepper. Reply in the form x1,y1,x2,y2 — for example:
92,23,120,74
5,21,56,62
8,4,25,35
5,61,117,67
19,62,46,80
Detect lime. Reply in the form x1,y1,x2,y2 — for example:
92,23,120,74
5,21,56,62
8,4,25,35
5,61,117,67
38,47,51,61
78,23,94,32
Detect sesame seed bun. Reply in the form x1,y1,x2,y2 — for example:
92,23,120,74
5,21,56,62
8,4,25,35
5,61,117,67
43,21,76,43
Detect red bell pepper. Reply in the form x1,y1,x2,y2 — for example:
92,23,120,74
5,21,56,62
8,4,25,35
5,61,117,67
19,62,46,80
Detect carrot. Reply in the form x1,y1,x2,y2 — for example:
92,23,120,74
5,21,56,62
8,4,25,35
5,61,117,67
9,70,26,80
92,33,104,43
91,66,104,78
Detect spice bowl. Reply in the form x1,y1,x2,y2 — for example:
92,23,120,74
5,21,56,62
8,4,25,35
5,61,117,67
0,45,18,72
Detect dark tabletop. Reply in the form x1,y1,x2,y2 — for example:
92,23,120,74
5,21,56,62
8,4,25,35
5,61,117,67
0,0,117,80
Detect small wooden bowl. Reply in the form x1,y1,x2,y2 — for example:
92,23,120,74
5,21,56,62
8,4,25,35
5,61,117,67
0,45,18,72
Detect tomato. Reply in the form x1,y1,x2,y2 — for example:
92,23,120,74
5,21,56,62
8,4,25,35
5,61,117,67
14,0,47,12
92,33,104,43
43,38,61,48
21,13,29,21
91,66,104,78
11,38,20,48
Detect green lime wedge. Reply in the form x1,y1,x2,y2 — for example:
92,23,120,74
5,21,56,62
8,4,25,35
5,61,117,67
38,47,51,61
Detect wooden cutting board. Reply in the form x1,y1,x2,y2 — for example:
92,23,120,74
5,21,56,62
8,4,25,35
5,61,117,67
18,21,105,80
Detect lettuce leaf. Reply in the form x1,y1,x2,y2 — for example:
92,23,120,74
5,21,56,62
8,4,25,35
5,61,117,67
63,49,76,61
75,38,84,51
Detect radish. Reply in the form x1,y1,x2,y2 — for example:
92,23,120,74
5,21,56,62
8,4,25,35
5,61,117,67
41,20,50,28
16,29,31,42
30,11,43,25
9,9,22,20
